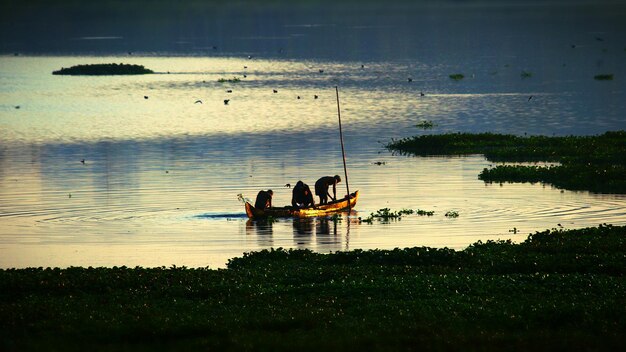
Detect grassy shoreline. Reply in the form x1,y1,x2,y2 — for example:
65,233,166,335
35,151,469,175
387,131,626,193
2,225,625,351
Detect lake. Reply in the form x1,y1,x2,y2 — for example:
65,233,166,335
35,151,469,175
1,1,625,268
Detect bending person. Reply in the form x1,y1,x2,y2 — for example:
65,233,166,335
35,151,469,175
314,175,341,205
254,189,273,210
292,181,315,208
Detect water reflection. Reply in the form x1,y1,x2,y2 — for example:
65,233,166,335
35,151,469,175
244,215,350,250
293,218,314,246
245,219,274,247
2,1,626,268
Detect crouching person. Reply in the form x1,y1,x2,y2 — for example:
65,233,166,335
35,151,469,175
254,189,273,210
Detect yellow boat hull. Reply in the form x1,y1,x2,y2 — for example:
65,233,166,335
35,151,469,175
245,191,359,219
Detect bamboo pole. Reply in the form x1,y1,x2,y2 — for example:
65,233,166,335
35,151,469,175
335,86,351,208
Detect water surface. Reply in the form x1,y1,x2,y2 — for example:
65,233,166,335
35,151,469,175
1,2,625,268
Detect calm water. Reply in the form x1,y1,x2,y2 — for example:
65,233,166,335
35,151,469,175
1,2,625,268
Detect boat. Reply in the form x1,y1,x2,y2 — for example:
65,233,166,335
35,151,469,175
245,191,359,219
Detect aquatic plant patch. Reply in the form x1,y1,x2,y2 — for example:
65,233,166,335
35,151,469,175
386,131,626,193
520,71,532,78
449,73,464,81
1,225,625,351
415,120,436,128
217,77,241,83
52,63,154,75
416,209,435,216
444,210,459,218
359,208,416,223
594,74,614,80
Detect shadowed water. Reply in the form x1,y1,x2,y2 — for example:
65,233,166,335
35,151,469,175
1,1,625,268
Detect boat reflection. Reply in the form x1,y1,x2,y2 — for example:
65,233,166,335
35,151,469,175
245,211,360,251
292,218,314,246
245,219,274,246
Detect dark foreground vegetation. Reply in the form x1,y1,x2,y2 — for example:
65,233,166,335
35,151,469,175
387,131,626,193
52,63,154,75
1,225,625,351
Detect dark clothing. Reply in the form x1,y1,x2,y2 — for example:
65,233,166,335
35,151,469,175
254,190,272,210
292,182,314,208
315,176,338,204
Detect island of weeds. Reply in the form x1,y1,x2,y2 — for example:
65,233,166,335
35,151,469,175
386,131,626,193
53,63,154,75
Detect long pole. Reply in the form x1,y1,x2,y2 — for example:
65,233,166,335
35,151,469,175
335,86,351,208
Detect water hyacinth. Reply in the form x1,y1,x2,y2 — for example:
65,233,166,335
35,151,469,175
1,225,625,351
359,208,435,224
52,63,154,75
449,73,464,81
387,131,626,193
217,77,241,83
415,120,436,129
594,74,614,80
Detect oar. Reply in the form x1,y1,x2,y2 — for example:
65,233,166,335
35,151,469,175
335,86,351,210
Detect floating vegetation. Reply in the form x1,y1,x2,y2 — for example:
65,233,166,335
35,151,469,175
359,208,436,223
594,74,614,81
449,73,464,81
416,209,435,216
415,120,436,129
520,70,532,78
1,225,625,350
387,131,626,193
445,210,459,218
52,63,154,75
217,77,241,83
359,208,415,224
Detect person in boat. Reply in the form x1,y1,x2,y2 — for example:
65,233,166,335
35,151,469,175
291,181,314,208
254,189,273,210
314,175,341,205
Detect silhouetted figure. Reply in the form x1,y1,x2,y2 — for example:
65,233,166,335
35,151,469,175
80,159,85,164
224,99,230,105
315,175,341,205
244,66,248,69
314,95,318,99
361,64,365,69
144,96,149,99
248,55,253,59
528,96,533,101
273,89,278,93
254,190,273,210
226,89,232,93
408,78,413,82
195,100,203,104
285,183,291,188
420,91,425,96
297,96,301,99
243,74,247,78
15,105,20,109
319,69,324,73
292,181,314,208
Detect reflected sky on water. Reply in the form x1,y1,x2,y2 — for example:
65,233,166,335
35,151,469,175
1,1,625,268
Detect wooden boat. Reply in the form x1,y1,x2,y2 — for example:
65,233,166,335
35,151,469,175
245,191,359,219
